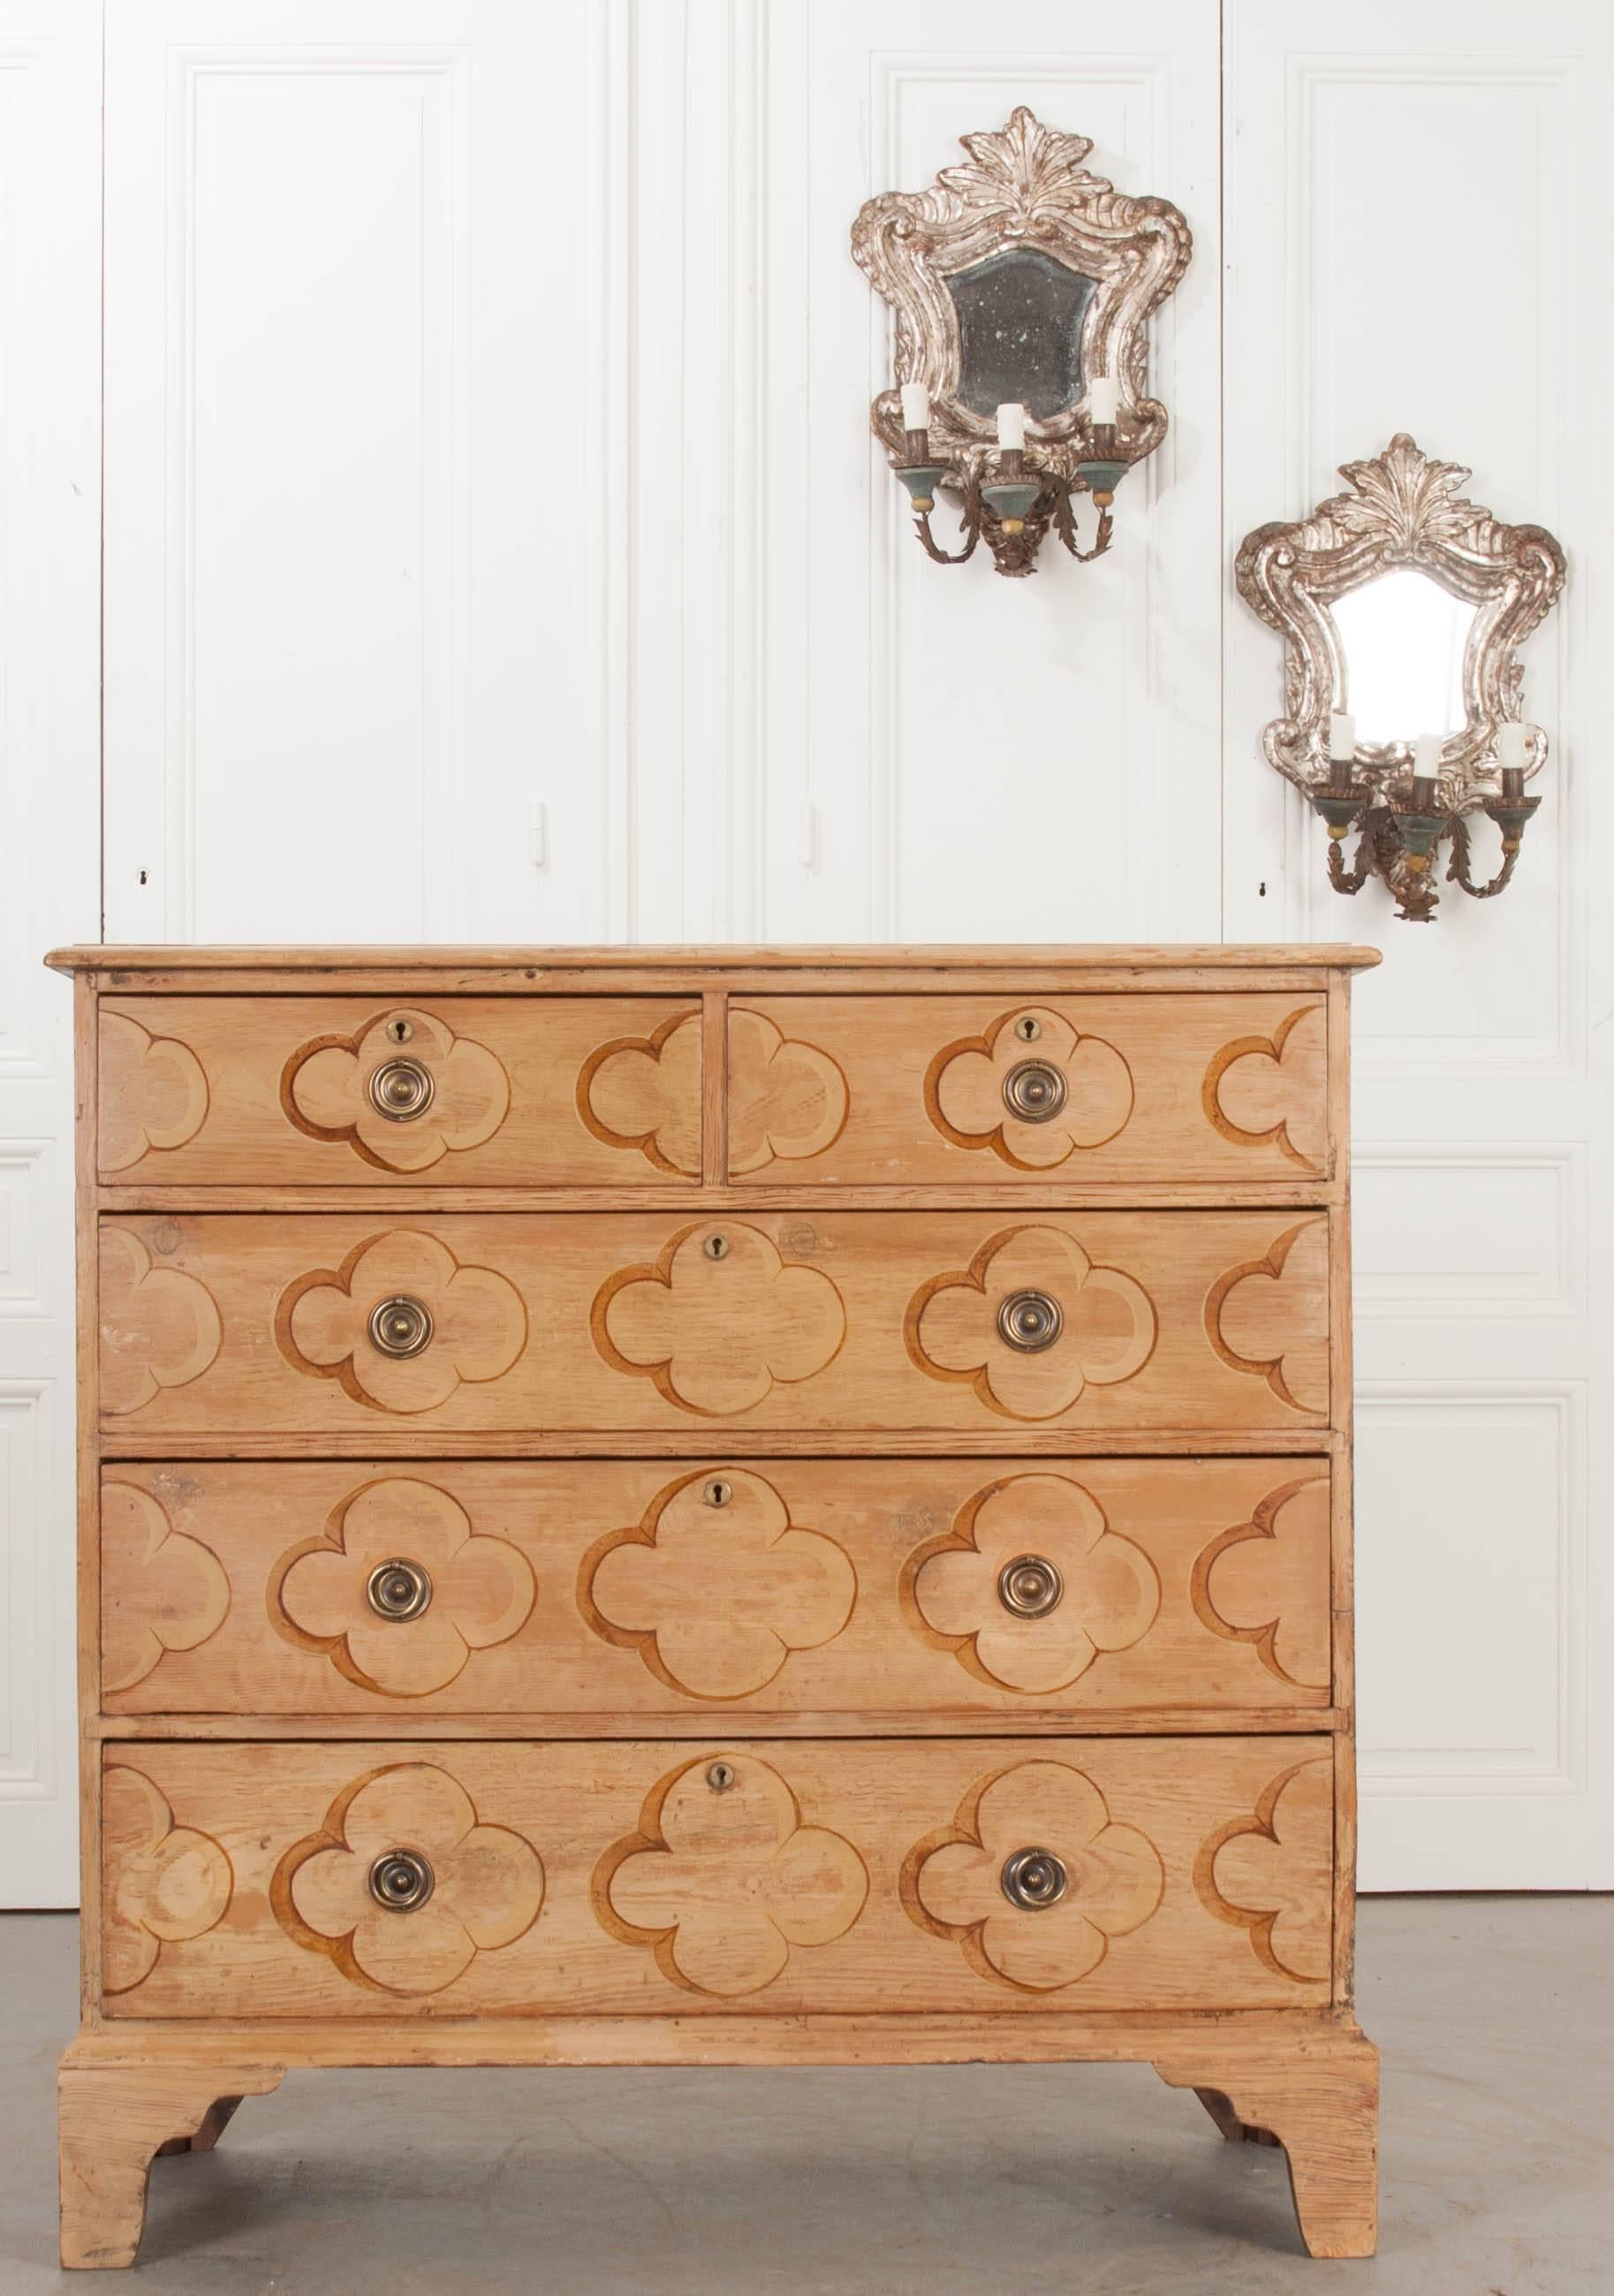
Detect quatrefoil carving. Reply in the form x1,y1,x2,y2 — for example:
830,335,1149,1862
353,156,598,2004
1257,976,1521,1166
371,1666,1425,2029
1205,1217,1330,1415
99,1226,223,1419
903,1760,1163,1992
1191,1475,1331,1693
728,1010,850,1171
595,1754,868,1997
580,1469,857,1700
926,1007,1134,1170
103,1764,233,1995
277,1230,527,1413
594,1223,846,1417
99,1012,209,1172
102,1482,231,1695
905,1472,1159,1694
283,1008,511,1172
1195,1756,1333,1984
1202,1004,1328,1171
906,1224,1156,1421
577,1010,704,1176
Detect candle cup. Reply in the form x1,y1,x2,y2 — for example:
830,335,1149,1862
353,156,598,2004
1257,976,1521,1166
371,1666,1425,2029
997,445,1025,479
902,427,930,463
1409,775,1437,812
1500,767,1525,804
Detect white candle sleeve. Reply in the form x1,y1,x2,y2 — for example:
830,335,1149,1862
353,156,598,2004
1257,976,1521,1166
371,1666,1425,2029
1329,712,1356,762
1413,735,1444,775
1497,722,1527,769
899,383,929,432
1088,376,1121,425
996,401,1026,450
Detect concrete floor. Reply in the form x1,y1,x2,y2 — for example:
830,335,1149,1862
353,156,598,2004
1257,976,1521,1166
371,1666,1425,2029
1,1898,1609,2292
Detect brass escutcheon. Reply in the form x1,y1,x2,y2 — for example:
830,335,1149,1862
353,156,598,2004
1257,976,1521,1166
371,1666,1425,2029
996,1289,1064,1353
706,1761,737,1793
384,1016,415,1044
703,1233,731,1261
366,1557,433,1621
996,1554,1065,1618
1012,1014,1042,1042
1002,1058,1067,1124
1000,1846,1068,1911
368,1848,434,1912
368,1294,435,1359
703,1478,733,1509
368,1057,436,1122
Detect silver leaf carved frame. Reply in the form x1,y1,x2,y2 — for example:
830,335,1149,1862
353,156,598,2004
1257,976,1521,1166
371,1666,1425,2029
1236,434,1567,815
851,107,1192,489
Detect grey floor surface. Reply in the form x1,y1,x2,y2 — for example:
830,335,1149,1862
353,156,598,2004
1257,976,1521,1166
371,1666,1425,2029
2,1898,1610,2292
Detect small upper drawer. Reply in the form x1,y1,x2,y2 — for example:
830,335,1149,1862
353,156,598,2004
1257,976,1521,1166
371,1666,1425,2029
724,995,1330,1186
96,996,704,1186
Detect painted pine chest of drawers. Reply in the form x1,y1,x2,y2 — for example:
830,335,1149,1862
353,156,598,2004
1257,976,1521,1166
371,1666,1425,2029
49,943,1381,2267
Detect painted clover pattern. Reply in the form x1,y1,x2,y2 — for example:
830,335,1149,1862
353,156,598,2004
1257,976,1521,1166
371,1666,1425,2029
926,1006,1134,1170
727,1010,850,1171
596,1754,868,1997
582,1470,856,1700
103,1763,233,1996
576,1009,704,1176
1192,1475,1331,1692
99,1012,210,1172
274,1477,535,1698
907,1473,1159,1694
906,1224,1156,1421
277,1229,527,1413
284,1008,511,1173
1202,1004,1327,1172
278,1763,545,1997
905,1760,1163,1992
99,1225,223,1418
595,1223,846,1416
1196,1756,1332,1984
102,1482,231,1696
1206,1217,1330,1415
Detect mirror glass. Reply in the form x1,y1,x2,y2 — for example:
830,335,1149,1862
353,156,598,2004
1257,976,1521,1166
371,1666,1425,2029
946,248,1095,419
1330,568,1475,745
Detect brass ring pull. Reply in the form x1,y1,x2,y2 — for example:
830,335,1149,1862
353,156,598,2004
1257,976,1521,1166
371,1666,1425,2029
996,1289,1063,1353
1002,1058,1067,1124
996,1554,1065,1618
1001,1846,1068,1911
368,1057,436,1121
366,1557,433,1621
368,1294,435,1359
368,1849,435,1912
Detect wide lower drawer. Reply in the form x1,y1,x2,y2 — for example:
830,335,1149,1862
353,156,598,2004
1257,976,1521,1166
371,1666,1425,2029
102,1458,1333,1719
99,1209,1331,1435
102,1737,1334,2017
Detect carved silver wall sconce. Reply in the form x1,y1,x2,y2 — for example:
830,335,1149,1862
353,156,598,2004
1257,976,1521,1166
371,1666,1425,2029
1237,435,1566,922
851,108,1192,579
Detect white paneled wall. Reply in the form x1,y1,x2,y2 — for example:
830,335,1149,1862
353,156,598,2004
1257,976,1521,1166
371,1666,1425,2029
3,0,1610,1898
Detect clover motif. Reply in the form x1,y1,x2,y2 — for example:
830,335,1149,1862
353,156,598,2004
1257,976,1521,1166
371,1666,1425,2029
1195,1756,1332,1984
102,1482,231,1696
906,1224,1156,1421
1202,1004,1327,1171
728,1010,850,1172
905,1760,1163,1992
596,1754,868,1997
1191,1474,1331,1692
1206,1217,1330,1415
926,1006,1134,1170
277,1229,527,1413
274,1477,536,1697
98,1012,209,1172
906,1473,1159,1694
283,1008,511,1173
102,1763,233,1995
277,1762,545,1996
581,1469,856,1700
99,1225,223,1418
594,1223,846,1417
577,1010,704,1176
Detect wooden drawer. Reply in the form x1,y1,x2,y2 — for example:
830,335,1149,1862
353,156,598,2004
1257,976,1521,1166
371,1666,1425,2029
101,1736,1333,2018
101,1457,1332,1720
724,995,1330,1186
98,1209,1331,1436
96,996,704,1185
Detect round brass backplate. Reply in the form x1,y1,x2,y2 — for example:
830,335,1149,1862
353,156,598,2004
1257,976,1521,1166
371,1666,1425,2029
366,1557,434,1621
996,1289,1064,1353
368,1057,436,1122
996,1554,1065,1618
702,1233,731,1261
1000,1846,1068,1911
368,1848,435,1912
703,1478,733,1509
1002,1058,1067,1124
706,1761,737,1793
368,1294,435,1359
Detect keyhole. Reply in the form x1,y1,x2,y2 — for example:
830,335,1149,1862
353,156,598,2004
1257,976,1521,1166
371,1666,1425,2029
703,1478,732,1508
706,1761,737,1792
386,1016,414,1043
1013,1014,1042,1042
703,1233,730,1261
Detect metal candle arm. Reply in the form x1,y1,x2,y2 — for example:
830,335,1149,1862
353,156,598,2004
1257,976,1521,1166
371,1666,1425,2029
893,424,1125,580
1310,758,1542,925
